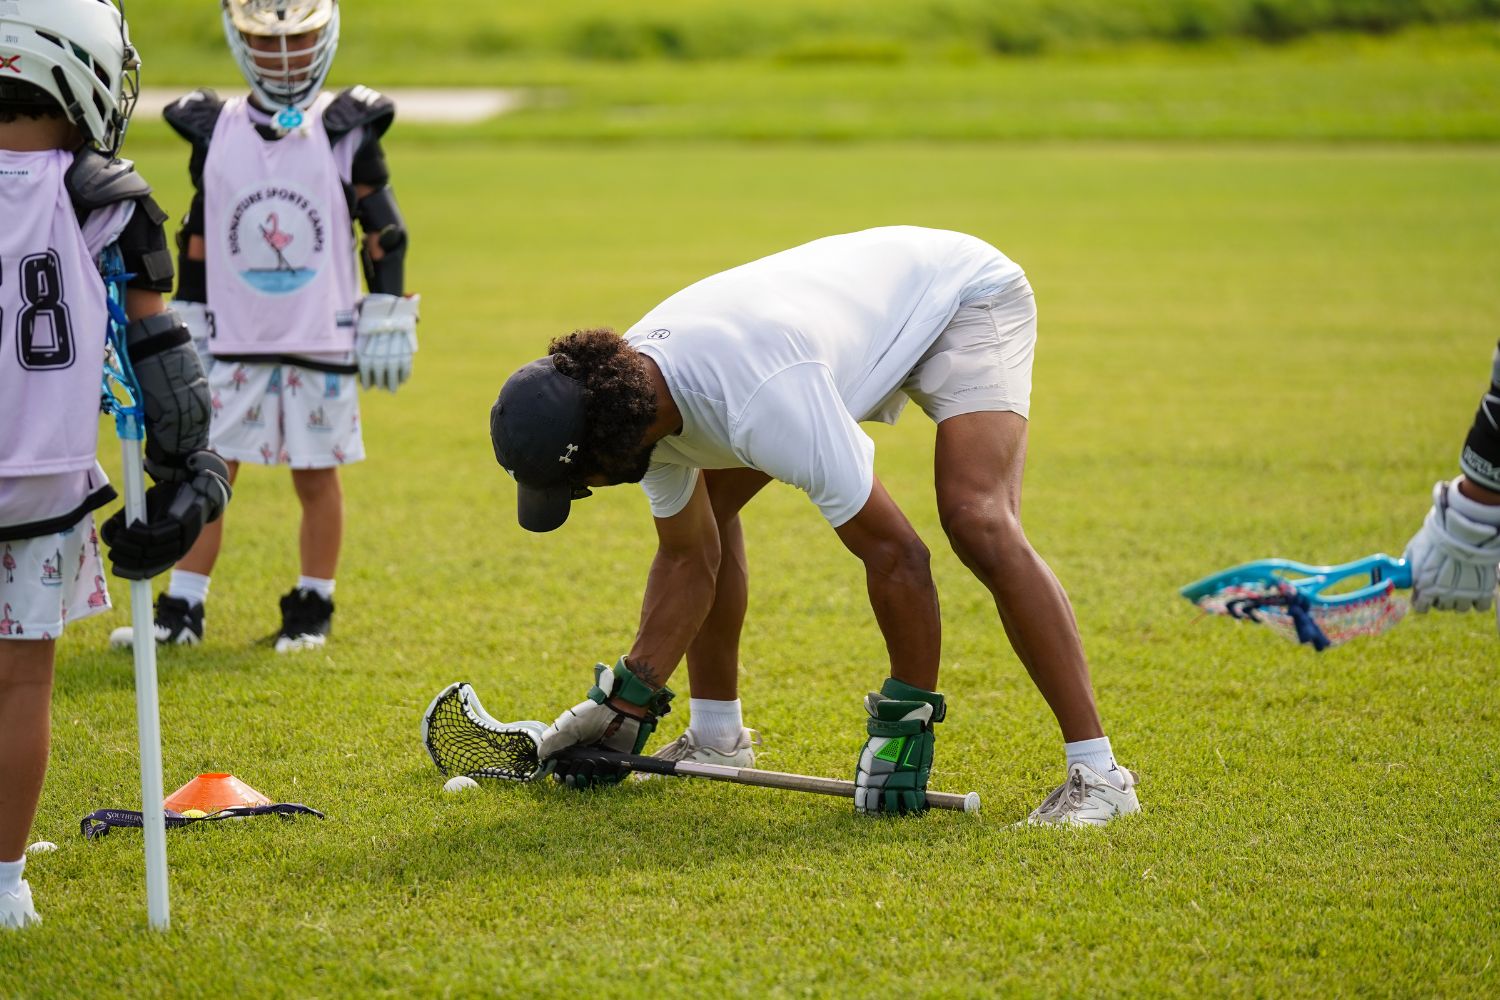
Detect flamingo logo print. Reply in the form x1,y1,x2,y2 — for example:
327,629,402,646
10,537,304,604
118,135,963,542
88,576,109,608
228,183,326,294
260,212,295,271
0,604,21,636
2,545,14,583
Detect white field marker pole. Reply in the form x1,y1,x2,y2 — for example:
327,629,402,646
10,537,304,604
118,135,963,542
120,417,170,930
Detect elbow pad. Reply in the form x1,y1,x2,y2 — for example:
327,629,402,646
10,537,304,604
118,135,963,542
356,185,407,295
124,310,214,483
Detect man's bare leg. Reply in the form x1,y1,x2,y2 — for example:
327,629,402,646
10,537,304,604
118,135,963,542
933,411,1103,742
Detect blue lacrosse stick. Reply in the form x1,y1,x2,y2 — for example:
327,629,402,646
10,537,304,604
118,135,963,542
98,245,172,930
1181,555,1412,651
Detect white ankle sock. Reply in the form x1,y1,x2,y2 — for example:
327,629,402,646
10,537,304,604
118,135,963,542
166,570,210,607
1065,736,1126,789
0,857,24,894
687,698,743,748
296,576,335,600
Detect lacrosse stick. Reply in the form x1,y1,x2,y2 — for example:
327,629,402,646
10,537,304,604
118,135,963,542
99,247,170,930
421,682,980,813
1180,554,1412,651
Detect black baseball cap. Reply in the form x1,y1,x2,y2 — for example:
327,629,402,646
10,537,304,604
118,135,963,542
490,357,590,532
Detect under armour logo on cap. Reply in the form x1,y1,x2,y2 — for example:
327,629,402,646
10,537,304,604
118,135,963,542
559,443,579,464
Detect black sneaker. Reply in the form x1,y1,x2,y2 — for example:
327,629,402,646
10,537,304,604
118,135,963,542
108,594,205,650
275,588,333,653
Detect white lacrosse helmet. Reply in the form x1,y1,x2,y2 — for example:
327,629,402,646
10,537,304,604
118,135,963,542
0,0,140,155
222,0,340,114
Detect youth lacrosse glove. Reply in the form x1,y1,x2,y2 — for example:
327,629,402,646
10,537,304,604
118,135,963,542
1404,477,1500,613
355,293,420,393
538,657,674,789
101,451,232,580
855,678,945,817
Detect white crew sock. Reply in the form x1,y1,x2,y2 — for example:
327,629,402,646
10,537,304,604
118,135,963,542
166,570,210,607
1065,736,1126,789
686,697,743,748
296,576,335,600
0,857,24,895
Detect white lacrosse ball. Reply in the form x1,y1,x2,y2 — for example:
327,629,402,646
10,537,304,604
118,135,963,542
26,841,58,855
443,775,480,794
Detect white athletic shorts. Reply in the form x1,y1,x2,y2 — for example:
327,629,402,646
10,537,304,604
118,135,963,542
902,274,1037,423
208,360,365,468
0,514,110,640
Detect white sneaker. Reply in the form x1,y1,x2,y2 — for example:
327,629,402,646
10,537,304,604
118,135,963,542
0,881,40,930
635,728,760,779
1023,762,1141,827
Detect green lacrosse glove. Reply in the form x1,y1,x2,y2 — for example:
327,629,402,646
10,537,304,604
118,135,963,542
854,677,945,816
538,657,674,789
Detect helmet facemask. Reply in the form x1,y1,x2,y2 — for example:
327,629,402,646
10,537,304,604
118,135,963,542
221,0,339,131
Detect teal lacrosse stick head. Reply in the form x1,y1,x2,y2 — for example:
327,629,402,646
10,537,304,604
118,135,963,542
1180,554,1412,651
97,244,144,441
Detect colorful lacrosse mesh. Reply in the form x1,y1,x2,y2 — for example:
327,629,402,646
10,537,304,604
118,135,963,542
424,688,541,780
1193,580,1408,648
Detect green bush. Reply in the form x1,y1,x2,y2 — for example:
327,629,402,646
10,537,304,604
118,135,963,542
133,0,1500,75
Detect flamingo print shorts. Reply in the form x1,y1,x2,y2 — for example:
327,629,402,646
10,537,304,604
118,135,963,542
0,514,110,641
207,360,366,469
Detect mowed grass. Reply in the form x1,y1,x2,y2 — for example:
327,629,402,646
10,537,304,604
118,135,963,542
1,140,1498,996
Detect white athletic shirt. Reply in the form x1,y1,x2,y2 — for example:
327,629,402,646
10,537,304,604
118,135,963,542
203,94,359,356
0,148,133,534
625,227,1022,526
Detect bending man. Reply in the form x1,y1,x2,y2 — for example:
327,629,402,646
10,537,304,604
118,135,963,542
490,226,1138,825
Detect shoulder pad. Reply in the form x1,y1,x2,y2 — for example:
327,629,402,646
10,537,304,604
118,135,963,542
163,88,225,145
65,150,152,213
324,85,396,145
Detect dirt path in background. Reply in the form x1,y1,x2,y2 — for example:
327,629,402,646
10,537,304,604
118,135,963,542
136,88,525,124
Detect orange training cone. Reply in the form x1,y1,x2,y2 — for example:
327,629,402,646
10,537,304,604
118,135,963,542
163,773,274,814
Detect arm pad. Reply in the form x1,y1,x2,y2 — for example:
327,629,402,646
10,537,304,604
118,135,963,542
356,185,408,295
124,310,214,483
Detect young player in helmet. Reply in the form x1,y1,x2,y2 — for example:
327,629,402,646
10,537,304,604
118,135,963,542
0,0,230,929
113,0,419,653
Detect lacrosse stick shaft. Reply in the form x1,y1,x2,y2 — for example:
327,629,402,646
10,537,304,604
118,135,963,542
571,750,981,813
121,425,170,931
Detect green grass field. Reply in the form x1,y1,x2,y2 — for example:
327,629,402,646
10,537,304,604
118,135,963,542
3,5,1500,994
0,138,1494,996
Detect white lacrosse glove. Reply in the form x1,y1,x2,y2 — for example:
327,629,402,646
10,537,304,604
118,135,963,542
170,299,214,373
355,293,420,393
538,658,674,788
1404,477,1500,613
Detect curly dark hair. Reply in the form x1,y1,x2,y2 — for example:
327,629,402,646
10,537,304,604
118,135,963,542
0,81,67,124
548,328,657,483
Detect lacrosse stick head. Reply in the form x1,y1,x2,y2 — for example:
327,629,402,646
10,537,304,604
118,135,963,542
420,682,547,782
1181,554,1411,651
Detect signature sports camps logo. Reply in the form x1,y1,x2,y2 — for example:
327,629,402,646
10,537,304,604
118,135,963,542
226,182,327,295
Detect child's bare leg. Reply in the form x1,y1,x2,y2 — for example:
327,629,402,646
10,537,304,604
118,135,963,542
176,460,240,576
291,467,342,579
0,640,55,861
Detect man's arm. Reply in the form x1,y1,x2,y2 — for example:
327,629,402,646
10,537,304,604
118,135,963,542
534,475,718,785
625,472,722,690
834,477,941,691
